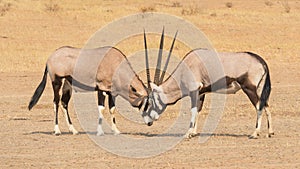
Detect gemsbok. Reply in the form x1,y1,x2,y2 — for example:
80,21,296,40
28,46,148,136
142,38,273,139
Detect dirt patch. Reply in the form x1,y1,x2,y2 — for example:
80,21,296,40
0,0,299,168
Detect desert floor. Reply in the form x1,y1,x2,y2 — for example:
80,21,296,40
0,0,299,168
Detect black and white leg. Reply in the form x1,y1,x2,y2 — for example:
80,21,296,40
60,78,78,135
185,91,200,138
240,84,262,139
192,95,205,135
96,90,105,136
107,92,120,135
265,107,274,138
250,107,263,139
52,77,62,135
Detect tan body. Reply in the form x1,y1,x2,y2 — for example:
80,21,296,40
29,46,147,135
147,49,273,139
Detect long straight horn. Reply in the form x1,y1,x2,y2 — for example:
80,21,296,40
159,30,178,84
144,29,151,89
154,27,164,85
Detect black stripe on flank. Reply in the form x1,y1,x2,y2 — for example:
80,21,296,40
72,78,97,91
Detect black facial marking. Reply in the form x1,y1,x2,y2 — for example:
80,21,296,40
143,99,149,111
155,93,165,112
130,85,137,93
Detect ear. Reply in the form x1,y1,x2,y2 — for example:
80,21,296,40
150,82,162,92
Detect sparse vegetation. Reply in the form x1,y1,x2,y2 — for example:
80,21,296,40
171,2,182,7
140,6,156,13
210,12,217,17
1,0,300,167
181,6,201,15
0,2,11,16
45,0,60,12
225,2,233,8
281,1,291,13
265,1,273,7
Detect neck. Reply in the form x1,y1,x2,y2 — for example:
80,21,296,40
130,75,147,106
160,75,183,105
132,75,148,96
159,61,194,105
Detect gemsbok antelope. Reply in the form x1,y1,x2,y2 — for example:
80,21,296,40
142,39,273,139
28,46,148,136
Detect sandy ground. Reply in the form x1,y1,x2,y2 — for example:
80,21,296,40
0,0,300,168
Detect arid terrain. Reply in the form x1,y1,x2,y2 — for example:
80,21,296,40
0,0,299,168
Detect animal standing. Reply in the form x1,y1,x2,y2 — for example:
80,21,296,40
143,46,273,139
28,46,148,136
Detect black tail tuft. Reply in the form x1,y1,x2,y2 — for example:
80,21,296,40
259,70,271,111
28,66,48,110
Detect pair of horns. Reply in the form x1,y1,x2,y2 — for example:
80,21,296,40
144,28,178,89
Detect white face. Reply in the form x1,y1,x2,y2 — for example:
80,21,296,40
140,98,153,126
143,115,153,126
150,110,160,120
142,91,166,126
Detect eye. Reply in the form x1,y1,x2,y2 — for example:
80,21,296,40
130,85,137,93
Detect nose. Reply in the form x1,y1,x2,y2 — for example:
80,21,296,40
147,121,153,126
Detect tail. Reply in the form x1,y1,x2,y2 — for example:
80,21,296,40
28,66,48,110
259,67,271,111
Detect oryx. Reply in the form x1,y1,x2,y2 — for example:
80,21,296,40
28,46,148,136
142,34,273,139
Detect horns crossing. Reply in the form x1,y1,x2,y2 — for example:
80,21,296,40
143,28,177,89
159,30,178,85
153,27,165,85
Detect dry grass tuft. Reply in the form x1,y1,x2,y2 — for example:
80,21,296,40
0,2,11,16
45,0,60,12
140,6,156,13
225,2,233,8
181,6,201,15
210,12,217,17
171,2,182,8
265,1,273,7
281,1,291,13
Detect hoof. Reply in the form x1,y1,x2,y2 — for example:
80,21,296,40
248,135,258,139
267,132,275,138
96,131,104,136
249,130,260,139
113,130,121,135
97,125,104,136
54,131,61,136
112,126,121,135
184,132,196,139
184,128,197,139
54,125,61,136
69,125,79,135
72,130,79,135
